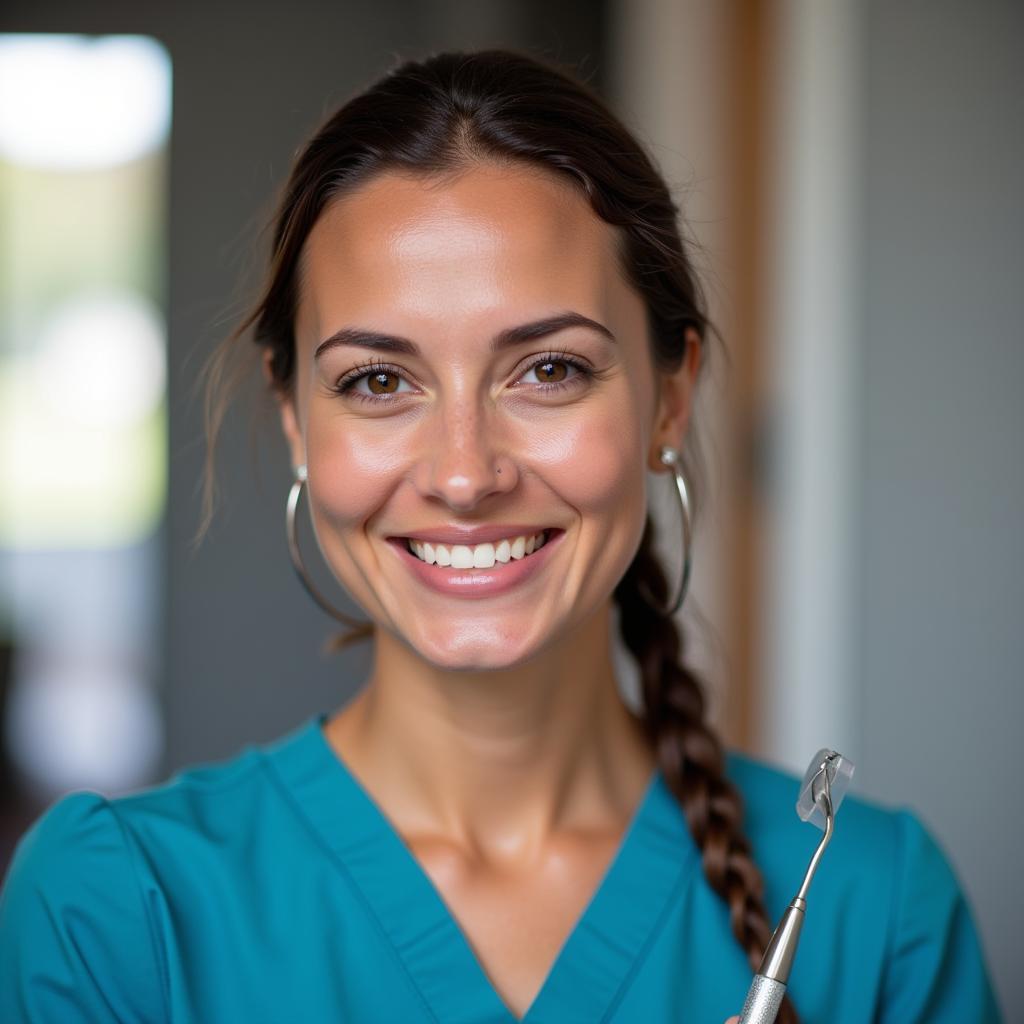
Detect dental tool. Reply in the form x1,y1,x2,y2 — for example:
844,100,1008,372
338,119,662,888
737,748,856,1024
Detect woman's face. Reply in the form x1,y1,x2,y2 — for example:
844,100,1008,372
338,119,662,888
272,162,699,669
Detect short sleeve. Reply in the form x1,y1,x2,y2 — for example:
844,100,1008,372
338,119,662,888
877,809,1003,1024
0,791,166,1023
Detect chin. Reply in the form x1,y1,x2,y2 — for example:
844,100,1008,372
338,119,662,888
406,620,549,672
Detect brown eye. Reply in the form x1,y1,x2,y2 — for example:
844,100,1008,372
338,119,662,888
534,360,568,384
367,370,400,395
517,353,593,394
332,361,412,403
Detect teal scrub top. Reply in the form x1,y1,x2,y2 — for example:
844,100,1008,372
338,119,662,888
0,711,1002,1023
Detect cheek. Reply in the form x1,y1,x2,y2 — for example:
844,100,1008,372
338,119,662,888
524,398,650,604
302,409,405,526
534,412,644,512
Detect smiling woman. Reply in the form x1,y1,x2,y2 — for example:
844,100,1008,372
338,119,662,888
0,47,1001,1024
264,158,676,678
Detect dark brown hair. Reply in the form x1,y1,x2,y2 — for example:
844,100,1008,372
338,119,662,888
198,48,795,1023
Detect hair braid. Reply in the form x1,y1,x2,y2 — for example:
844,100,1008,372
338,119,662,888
615,516,799,1024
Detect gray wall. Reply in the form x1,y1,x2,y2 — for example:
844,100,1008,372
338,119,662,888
858,1,1023,1014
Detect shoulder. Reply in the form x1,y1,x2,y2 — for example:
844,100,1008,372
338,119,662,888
0,791,166,1020
98,739,270,847
0,741,277,1021
2,746,265,925
3,717,328,904
0,737,268,907
2,790,129,908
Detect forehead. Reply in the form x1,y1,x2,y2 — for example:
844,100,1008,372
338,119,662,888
296,162,627,330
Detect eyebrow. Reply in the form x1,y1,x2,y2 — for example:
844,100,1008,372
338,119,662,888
313,311,616,362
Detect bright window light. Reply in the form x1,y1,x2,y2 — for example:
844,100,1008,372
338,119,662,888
34,291,167,428
0,32,171,800
0,35,171,170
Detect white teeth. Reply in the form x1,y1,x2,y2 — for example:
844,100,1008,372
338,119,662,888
451,545,474,569
408,530,549,567
471,544,494,569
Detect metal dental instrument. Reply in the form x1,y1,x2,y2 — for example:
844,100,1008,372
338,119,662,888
737,748,856,1024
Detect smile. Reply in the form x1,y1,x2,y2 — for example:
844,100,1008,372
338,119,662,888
405,529,549,568
386,529,564,598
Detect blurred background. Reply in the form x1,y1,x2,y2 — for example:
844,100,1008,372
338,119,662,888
0,0,1019,1015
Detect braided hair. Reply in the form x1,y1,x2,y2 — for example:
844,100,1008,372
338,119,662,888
198,46,797,1024
617,518,790,1020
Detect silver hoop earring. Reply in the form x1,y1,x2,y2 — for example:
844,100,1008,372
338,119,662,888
286,464,372,627
637,445,693,616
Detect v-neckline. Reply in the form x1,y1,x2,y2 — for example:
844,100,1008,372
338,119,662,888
263,712,699,1024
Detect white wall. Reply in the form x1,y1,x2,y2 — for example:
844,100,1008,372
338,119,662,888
758,0,863,780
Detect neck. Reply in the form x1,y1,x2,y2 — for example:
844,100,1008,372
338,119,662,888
323,601,657,862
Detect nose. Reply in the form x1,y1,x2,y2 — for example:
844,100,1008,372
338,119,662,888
411,400,519,512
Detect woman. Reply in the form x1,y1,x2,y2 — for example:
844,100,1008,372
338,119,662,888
0,49,1001,1023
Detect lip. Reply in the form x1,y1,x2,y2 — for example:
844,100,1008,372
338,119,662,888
388,524,556,546
385,528,565,598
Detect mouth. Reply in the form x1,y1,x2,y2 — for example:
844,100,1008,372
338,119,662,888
383,528,565,597
390,528,561,568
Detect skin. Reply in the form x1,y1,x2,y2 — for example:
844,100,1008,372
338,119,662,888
265,161,709,1019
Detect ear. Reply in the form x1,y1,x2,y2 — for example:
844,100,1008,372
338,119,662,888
262,348,305,473
647,327,702,472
